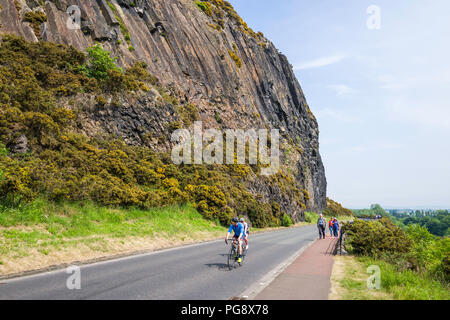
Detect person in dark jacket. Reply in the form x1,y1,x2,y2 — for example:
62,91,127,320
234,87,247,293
317,214,326,239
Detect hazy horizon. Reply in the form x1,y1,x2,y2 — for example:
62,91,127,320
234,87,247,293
229,0,450,209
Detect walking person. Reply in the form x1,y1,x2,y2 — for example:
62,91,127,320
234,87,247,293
328,217,334,237
317,214,326,239
332,217,339,237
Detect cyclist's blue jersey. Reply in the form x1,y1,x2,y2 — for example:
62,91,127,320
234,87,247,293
228,223,244,239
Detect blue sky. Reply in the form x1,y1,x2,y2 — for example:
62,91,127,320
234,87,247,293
228,0,450,209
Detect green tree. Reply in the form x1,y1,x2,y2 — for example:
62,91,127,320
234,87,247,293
81,44,122,80
370,204,388,217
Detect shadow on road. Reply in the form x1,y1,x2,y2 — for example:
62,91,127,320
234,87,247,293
204,263,230,271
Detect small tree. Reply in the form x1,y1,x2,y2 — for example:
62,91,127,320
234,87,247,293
281,213,293,227
81,44,122,80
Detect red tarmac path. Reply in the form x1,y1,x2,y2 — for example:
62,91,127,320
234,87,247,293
255,235,338,300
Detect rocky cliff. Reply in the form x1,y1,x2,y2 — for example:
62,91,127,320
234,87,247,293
0,0,327,221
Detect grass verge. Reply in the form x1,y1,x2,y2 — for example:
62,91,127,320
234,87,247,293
330,255,449,300
0,199,226,276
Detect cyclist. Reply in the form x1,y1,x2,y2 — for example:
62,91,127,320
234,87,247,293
225,217,245,263
240,217,249,250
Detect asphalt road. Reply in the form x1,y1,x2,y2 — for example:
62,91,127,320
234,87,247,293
0,225,317,300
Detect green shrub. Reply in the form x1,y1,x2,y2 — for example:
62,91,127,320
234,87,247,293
228,44,242,68
196,1,213,16
196,1,263,41
343,218,413,258
281,213,293,227
0,143,7,156
177,103,198,125
246,200,272,228
186,184,233,225
23,11,47,38
304,211,319,223
323,197,353,217
406,224,450,281
81,44,122,80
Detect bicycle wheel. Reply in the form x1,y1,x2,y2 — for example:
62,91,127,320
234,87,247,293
227,245,238,270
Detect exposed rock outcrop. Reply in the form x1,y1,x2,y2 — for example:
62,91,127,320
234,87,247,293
0,0,327,217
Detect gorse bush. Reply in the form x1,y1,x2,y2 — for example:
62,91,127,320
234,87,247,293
186,184,232,225
323,198,353,217
246,200,272,228
194,0,264,41
196,1,213,16
406,224,450,281
343,217,450,287
343,218,412,257
23,10,47,38
228,48,242,68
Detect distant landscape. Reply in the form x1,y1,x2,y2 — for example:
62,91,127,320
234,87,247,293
352,204,449,237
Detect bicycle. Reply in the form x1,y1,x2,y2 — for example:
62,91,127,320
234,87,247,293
227,238,247,270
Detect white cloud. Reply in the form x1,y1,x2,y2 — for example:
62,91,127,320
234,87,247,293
348,141,403,153
316,108,361,123
349,145,369,152
294,54,347,70
328,84,357,97
378,69,450,92
385,99,450,129
320,137,340,146
378,74,414,91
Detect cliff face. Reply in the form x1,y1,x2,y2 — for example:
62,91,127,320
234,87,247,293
0,0,326,218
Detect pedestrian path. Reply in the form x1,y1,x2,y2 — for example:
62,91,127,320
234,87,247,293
255,236,337,300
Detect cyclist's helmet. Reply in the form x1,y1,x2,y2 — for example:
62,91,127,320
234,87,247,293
240,218,245,222
231,217,239,223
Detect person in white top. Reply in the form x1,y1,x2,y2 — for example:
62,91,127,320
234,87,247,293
240,217,249,250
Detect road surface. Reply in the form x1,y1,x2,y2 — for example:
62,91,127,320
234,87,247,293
0,225,317,300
